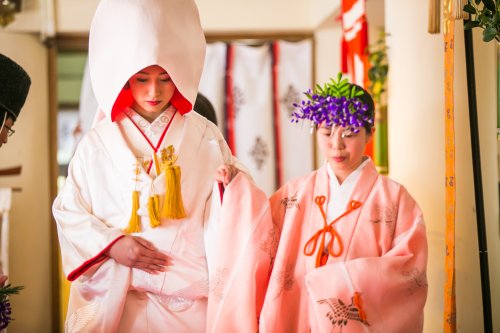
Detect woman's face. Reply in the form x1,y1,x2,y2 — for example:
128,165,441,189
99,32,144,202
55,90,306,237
128,65,175,122
317,124,374,184
0,116,14,148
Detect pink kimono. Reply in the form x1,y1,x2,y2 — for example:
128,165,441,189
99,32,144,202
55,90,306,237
260,159,428,333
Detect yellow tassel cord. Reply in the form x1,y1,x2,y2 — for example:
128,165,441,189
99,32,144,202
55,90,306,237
428,0,441,34
124,190,141,234
453,0,468,19
148,194,162,227
153,152,161,176
160,145,187,219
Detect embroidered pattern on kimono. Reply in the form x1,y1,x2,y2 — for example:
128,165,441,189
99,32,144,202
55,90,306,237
210,267,229,303
65,301,100,333
369,202,398,227
272,262,295,300
317,295,369,332
403,268,428,295
280,192,300,210
260,223,280,264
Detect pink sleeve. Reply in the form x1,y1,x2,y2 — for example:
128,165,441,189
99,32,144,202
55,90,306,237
206,173,277,333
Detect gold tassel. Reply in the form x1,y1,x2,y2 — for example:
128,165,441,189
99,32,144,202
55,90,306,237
160,145,187,219
124,190,141,234
453,0,468,20
428,0,441,34
148,194,162,227
153,152,161,176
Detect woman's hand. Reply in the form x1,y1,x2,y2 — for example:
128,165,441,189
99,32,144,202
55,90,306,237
0,269,7,287
215,164,240,186
107,235,169,274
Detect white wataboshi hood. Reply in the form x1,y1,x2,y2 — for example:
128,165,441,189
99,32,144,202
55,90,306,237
88,0,206,121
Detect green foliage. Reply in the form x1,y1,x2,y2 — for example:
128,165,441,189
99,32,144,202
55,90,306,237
0,284,24,301
309,72,364,100
464,0,500,42
367,30,389,104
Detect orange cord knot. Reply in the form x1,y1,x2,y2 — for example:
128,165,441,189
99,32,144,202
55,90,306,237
303,195,362,267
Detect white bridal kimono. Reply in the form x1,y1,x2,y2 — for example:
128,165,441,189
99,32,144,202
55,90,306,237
53,0,274,332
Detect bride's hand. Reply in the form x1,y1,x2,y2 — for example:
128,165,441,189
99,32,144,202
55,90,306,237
215,164,240,186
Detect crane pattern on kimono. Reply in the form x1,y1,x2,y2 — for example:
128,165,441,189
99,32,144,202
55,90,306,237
272,262,295,300
260,222,280,265
280,192,300,210
369,203,398,228
317,294,369,332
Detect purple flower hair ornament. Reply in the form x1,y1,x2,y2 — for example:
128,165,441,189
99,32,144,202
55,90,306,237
0,284,23,330
292,73,374,133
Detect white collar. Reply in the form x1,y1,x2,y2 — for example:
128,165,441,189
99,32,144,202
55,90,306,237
123,105,175,146
326,157,369,190
326,157,369,220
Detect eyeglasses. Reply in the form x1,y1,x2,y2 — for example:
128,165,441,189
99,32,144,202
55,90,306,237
3,124,15,137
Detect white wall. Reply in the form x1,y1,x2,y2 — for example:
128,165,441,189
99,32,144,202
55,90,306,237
55,0,319,34
197,1,312,33
2,1,41,32
0,33,52,333
6,1,335,35
386,1,500,332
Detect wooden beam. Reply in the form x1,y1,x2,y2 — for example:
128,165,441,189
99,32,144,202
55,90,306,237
0,166,22,176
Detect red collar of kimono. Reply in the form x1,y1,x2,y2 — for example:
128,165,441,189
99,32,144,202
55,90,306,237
110,88,192,122
124,108,177,174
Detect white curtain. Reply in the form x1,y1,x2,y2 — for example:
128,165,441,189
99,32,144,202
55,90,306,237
198,42,227,133
231,43,276,195
276,39,314,185
0,188,12,276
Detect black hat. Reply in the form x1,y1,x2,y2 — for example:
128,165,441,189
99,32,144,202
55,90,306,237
0,53,31,121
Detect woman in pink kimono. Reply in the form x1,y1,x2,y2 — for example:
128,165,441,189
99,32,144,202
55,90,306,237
52,0,274,332
259,74,428,333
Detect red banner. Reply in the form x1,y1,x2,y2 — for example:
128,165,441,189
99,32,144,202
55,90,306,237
341,0,372,157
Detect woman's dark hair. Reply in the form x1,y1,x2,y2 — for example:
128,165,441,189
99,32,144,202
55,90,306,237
193,93,217,125
351,84,375,133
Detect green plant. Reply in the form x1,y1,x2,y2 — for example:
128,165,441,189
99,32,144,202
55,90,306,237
0,284,24,329
291,73,373,131
367,31,389,105
464,0,500,42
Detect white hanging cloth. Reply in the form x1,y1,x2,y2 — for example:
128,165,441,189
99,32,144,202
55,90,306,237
231,43,276,195
0,188,12,276
198,42,227,133
275,39,314,185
